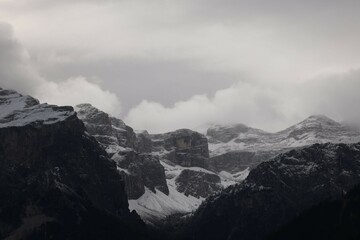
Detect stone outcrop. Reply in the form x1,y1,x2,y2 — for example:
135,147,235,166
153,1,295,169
136,130,153,153
206,115,360,174
151,129,209,168
205,150,279,173
113,151,169,199
175,169,221,198
184,142,360,240
76,104,169,200
76,103,137,155
0,88,150,239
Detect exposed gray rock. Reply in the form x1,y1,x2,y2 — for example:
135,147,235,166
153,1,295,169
75,104,169,199
205,150,280,173
186,142,360,240
207,123,268,144
76,104,136,155
151,129,209,167
206,115,360,173
113,150,169,199
0,88,149,239
175,169,222,198
136,130,153,153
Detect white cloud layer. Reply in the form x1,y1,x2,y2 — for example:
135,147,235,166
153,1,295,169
0,22,121,116
125,70,360,133
2,0,360,83
37,77,121,116
125,82,284,132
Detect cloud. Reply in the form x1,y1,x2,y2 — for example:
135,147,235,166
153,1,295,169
4,0,360,83
38,77,121,115
0,22,121,116
125,70,360,133
299,69,360,126
125,82,288,133
0,22,43,93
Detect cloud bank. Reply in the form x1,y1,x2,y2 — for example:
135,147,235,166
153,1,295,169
126,70,360,133
0,22,121,116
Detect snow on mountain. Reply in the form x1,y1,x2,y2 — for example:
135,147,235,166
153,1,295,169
75,104,230,223
0,88,75,128
127,149,250,223
188,142,360,240
0,88,148,239
126,130,253,223
218,168,250,188
207,115,360,157
75,103,360,224
128,185,202,224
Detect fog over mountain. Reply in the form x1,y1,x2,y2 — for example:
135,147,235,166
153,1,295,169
1,0,360,133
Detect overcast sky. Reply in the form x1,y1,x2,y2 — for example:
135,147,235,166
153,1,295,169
1,0,360,133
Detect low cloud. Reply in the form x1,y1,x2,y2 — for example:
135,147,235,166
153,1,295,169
125,82,288,133
0,22,121,116
300,69,360,126
126,70,360,133
38,77,121,115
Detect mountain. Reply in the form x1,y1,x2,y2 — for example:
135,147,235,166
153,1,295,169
75,104,360,224
0,88,151,240
75,104,235,224
205,115,360,172
2,87,360,240
76,103,169,200
179,142,360,240
268,184,360,240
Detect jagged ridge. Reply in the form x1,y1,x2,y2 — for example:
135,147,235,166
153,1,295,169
0,88,151,239
182,142,360,240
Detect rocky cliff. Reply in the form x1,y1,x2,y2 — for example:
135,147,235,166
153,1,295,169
205,115,360,173
75,105,224,222
183,142,360,240
151,129,209,167
76,104,169,200
0,88,150,239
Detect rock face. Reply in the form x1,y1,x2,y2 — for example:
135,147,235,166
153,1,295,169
0,88,149,239
206,115,360,172
205,151,276,173
76,104,169,200
151,129,209,167
149,129,223,198
175,169,221,198
184,142,360,240
75,106,224,222
113,151,169,199
207,123,268,144
76,103,137,155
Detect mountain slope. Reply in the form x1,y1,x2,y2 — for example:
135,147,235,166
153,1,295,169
181,142,360,240
0,88,150,240
206,115,360,171
268,184,360,240
76,105,232,223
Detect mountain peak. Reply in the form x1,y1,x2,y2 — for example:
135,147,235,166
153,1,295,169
303,114,338,123
0,88,75,128
290,114,341,131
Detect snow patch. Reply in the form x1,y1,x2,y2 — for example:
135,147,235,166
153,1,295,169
129,186,202,224
0,90,75,128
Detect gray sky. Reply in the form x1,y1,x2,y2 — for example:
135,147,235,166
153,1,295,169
0,0,360,133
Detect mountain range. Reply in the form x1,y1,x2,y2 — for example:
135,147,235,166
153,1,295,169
75,102,360,223
1,87,360,239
